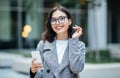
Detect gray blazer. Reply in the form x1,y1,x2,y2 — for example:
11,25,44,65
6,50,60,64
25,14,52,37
34,38,86,78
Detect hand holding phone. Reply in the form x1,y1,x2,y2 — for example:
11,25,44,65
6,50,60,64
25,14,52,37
31,51,44,70
31,51,43,64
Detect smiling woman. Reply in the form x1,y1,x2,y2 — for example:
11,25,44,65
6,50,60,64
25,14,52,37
50,10,71,38
30,5,86,78
42,6,75,42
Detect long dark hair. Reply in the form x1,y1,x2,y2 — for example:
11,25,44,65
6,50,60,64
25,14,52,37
42,6,74,43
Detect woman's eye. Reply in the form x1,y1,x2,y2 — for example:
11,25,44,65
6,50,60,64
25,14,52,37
59,17,64,21
51,19,56,22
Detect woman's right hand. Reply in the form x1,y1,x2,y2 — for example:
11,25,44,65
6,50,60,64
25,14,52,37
72,25,83,38
30,59,43,73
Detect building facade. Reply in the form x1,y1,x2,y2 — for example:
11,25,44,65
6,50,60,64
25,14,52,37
0,0,120,50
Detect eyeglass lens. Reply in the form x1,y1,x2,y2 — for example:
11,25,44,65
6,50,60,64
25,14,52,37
51,16,67,24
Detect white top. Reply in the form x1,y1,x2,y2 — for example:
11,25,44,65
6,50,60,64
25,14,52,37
56,40,68,64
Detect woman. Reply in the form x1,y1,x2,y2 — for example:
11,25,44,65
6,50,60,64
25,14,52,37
30,5,86,78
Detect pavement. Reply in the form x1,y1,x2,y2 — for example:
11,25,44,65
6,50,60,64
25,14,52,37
0,51,120,78
0,68,29,78
80,63,120,78
0,51,30,78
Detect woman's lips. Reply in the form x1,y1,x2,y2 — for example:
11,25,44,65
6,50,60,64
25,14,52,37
56,26,63,30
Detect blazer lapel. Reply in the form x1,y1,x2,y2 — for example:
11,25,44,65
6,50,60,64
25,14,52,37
43,40,69,76
43,41,59,77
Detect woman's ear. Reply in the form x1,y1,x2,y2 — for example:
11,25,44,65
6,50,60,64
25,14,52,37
69,22,71,25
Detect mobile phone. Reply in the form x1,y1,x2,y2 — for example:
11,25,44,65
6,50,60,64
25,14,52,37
31,51,43,64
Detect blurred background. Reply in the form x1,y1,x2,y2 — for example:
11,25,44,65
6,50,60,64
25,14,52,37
0,0,120,78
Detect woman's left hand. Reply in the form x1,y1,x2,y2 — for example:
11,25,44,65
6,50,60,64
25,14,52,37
72,25,83,38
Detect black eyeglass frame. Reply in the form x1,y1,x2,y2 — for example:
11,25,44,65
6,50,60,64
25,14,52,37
51,16,68,25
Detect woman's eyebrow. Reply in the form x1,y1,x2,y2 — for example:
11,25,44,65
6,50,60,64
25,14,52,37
51,16,66,19
51,17,56,19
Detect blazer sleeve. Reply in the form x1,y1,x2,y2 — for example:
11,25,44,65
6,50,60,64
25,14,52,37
68,37,86,74
29,40,44,78
30,68,37,78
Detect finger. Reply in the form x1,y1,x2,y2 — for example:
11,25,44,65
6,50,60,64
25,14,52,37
32,67,43,72
31,66,40,72
31,68,39,73
73,26,82,33
73,25,82,30
32,64,43,70
32,68,39,71
36,64,43,68
76,27,82,33
76,28,83,37
72,26,78,29
31,58,35,65
31,65,43,72
32,63,42,68
79,27,82,32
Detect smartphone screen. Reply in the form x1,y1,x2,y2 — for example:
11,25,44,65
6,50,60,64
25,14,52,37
31,51,43,64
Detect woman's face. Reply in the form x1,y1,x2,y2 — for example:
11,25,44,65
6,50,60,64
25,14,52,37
51,10,71,34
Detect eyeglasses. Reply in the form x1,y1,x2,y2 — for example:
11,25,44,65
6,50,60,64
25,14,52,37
51,16,67,25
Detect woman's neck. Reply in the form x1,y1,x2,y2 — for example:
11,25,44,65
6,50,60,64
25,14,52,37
56,33,68,40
